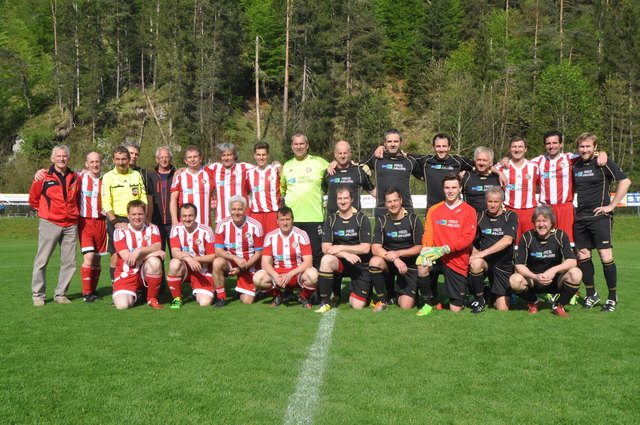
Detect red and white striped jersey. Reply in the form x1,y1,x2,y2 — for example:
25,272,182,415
170,168,212,227
169,222,215,272
214,216,264,272
244,165,280,213
263,227,312,269
532,153,577,205
206,162,255,222
78,170,104,218
113,223,161,277
496,160,540,209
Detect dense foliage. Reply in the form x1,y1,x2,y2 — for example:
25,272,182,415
1,0,638,191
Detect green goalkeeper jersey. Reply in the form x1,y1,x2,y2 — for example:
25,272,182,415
281,154,329,222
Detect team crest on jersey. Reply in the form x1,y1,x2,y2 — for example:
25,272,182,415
269,175,275,181
525,174,531,180
201,179,207,184
292,242,299,248
196,239,202,245
306,167,312,173
132,187,139,196
244,232,252,239
143,234,150,241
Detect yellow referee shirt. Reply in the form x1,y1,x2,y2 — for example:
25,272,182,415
101,168,147,217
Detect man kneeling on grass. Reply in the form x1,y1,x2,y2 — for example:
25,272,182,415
166,203,216,308
113,200,166,310
509,205,582,317
213,196,264,305
253,206,318,308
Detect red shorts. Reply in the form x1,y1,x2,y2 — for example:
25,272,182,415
235,272,256,296
550,202,575,243
113,269,143,298
78,217,107,255
186,268,214,297
249,211,278,234
508,207,535,244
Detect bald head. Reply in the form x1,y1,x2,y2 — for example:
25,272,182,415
334,140,352,167
85,151,103,177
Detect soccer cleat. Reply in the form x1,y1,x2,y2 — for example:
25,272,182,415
416,304,434,317
315,303,331,313
582,293,601,310
372,301,388,312
270,295,283,307
600,299,617,312
470,301,485,314
300,298,312,309
170,297,183,309
569,294,578,306
527,300,540,314
552,304,569,317
148,298,163,309
214,298,228,308
83,293,96,303
330,296,341,307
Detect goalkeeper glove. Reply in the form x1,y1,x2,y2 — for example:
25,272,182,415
415,254,433,267
420,245,451,261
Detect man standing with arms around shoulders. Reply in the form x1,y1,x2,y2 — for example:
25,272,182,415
461,146,502,213
148,146,176,253
281,133,329,268
102,146,147,282
29,145,80,306
244,141,281,234
573,133,631,312
416,174,477,316
170,145,213,228
78,152,107,302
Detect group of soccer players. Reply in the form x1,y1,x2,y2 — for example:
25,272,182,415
29,129,630,317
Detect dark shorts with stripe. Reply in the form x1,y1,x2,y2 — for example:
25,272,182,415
529,273,564,294
386,257,418,299
574,215,613,250
336,259,371,302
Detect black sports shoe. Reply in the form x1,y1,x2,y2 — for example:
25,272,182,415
270,295,283,307
600,299,617,312
470,300,485,314
582,293,601,309
83,293,96,303
300,298,312,309
214,298,228,308
91,292,103,300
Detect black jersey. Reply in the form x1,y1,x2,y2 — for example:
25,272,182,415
132,166,153,195
362,152,422,210
323,163,375,214
573,157,627,217
372,210,423,257
462,170,501,212
322,210,371,246
412,154,473,208
475,209,518,268
516,228,575,274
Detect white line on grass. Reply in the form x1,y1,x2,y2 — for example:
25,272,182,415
283,308,337,425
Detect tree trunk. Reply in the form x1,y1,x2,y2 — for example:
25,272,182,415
282,0,292,141
73,0,80,107
255,35,261,140
50,0,63,113
559,0,564,61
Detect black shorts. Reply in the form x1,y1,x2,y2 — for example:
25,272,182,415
386,258,418,299
107,215,130,253
337,259,372,302
487,266,512,296
440,263,469,302
574,215,613,250
530,273,564,294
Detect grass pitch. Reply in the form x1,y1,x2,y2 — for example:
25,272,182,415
1,219,639,424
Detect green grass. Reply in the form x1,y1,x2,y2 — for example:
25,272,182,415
1,220,640,424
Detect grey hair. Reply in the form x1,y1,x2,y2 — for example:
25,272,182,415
217,142,238,159
485,185,504,201
532,204,556,227
228,195,246,209
52,145,70,157
124,142,141,152
155,146,173,159
291,133,308,144
474,146,494,162
384,128,403,142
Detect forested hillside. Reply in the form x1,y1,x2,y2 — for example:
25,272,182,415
1,0,638,191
